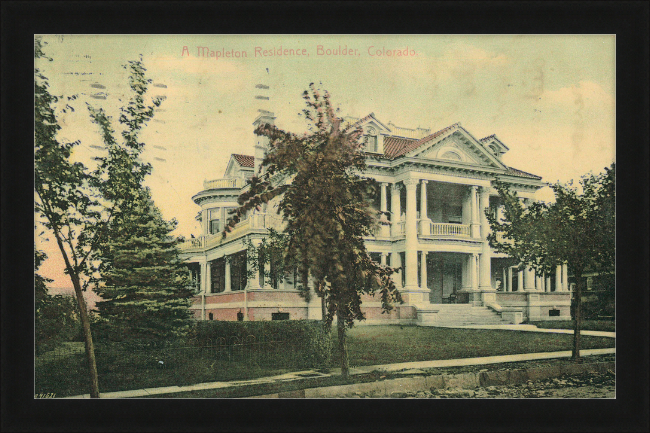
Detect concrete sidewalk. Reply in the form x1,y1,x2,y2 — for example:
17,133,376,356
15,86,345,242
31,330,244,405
64,345,616,399
421,323,616,338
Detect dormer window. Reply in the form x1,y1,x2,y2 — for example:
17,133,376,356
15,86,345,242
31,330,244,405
489,144,499,157
366,127,378,152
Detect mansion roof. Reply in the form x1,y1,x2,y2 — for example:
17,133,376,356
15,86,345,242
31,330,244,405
232,154,254,168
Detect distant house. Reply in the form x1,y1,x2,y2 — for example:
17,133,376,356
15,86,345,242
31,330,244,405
180,111,572,325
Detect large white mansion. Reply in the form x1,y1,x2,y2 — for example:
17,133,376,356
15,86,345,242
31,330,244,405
179,111,572,325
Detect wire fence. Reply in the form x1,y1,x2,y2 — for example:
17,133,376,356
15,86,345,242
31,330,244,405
38,335,312,395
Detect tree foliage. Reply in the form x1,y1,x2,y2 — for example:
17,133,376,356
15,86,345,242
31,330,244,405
87,59,193,345
93,190,194,344
223,84,402,376
487,163,615,358
35,248,82,355
35,36,103,397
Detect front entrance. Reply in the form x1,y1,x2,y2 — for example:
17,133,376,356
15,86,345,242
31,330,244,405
427,253,463,303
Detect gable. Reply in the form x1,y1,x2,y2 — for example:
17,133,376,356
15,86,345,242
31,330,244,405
407,127,508,169
224,154,254,178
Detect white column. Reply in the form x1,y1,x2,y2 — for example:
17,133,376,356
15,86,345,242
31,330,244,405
224,256,231,292
380,253,387,266
468,254,478,290
562,263,569,292
201,261,208,293
502,267,508,292
404,179,419,290
517,269,524,291
205,261,212,293
546,274,552,293
508,267,513,292
380,183,390,237
462,187,471,225
420,252,428,290
391,183,402,237
524,267,535,291
420,180,430,235
478,187,492,290
555,265,562,292
470,186,480,238
536,273,542,291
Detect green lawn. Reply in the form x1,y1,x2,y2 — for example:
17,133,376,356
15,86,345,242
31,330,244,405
35,326,615,397
332,326,615,367
529,320,615,333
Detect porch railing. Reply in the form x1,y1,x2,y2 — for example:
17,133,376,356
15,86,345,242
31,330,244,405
203,177,244,190
423,222,471,237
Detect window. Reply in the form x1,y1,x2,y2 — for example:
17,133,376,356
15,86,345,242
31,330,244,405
208,208,221,234
208,313,214,320
272,312,290,321
549,309,560,317
441,150,462,161
366,127,378,152
210,258,226,293
230,251,248,291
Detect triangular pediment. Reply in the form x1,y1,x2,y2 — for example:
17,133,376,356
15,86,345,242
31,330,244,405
344,113,392,135
408,127,508,169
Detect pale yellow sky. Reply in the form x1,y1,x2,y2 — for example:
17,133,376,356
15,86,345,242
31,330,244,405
36,35,615,291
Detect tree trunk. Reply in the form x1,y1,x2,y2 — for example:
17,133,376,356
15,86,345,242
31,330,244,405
572,270,583,360
337,310,349,378
321,293,327,323
52,232,100,398
71,274,101,397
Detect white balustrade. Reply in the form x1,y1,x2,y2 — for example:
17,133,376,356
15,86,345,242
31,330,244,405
428,222,471,237
203,177,244,190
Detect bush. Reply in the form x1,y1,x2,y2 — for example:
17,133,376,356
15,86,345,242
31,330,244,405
189,320,332,368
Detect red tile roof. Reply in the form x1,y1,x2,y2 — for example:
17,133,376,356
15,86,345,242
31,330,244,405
383,136,418,159
232,154,254,168
505,166,542,180
385,123,461,159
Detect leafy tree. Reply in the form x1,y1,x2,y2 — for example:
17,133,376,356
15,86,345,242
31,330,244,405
92,189,194,345
35,248,81,355
87,58,192,346
487,163,615,359
224,84,402,377
35,37,103,397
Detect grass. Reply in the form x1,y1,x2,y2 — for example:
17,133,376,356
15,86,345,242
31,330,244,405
529,320,615,333
331,326,615,367
35,326,615,397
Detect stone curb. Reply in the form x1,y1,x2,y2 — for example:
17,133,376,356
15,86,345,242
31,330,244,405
252,361,615,398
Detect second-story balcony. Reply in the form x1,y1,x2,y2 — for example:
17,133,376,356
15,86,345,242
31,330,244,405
179,212,287,253
203,177,245,190
386,220,472,239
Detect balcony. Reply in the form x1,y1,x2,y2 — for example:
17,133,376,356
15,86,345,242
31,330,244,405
179,212,286,253
203,177,244,190
422,222,471,237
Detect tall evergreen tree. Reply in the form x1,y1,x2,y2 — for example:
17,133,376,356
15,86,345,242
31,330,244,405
93,190,193,344
224,84,402,377
88,59,193,345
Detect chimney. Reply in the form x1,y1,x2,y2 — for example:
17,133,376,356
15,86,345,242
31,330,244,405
253,82,274,175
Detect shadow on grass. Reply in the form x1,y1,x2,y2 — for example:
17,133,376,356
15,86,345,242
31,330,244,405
35,326,615,397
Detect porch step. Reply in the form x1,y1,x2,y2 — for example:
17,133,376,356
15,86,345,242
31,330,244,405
416,305,512,326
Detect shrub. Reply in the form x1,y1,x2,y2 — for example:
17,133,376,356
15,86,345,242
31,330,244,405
189,320,332,368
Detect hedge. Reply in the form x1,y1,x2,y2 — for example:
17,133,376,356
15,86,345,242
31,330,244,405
189,320,332,368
